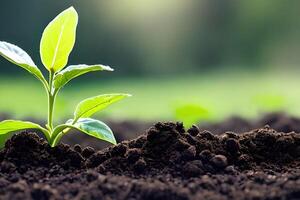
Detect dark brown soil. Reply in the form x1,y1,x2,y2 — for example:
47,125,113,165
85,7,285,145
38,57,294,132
70,113,300,150
3,112,298,150
61,120,151,149
0,113,150,150
201,112,300,135
0,121,300,200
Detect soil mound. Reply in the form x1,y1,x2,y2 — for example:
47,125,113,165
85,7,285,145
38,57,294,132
60,113,300,149
0,122,300,199
201,112,300,134
87,122,300,177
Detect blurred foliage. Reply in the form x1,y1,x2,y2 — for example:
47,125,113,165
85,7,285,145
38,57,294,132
252,94,286,112
1,0,300,77
1,70,300,122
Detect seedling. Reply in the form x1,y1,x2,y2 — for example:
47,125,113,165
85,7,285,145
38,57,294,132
0,7,130,148
252,94,285,112
175,103,210,127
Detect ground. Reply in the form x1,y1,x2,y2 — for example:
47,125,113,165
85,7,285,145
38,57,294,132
0,121,300,200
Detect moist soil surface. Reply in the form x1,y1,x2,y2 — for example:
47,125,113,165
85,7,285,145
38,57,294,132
2,112,299,150
1,117,300,199
65,112,300,149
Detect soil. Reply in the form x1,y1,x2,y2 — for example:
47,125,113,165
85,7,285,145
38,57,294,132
61,120,151,149
0,120,300,200
59,112,300,149
201,112,300,135
63,113,300,150
1,112,299,150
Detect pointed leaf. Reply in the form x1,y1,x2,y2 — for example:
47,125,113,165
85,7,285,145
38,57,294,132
0,41,47,85
74,94,131,120
40,7,78,72
53,64,113,90
68,118,116,145
0,120,50,148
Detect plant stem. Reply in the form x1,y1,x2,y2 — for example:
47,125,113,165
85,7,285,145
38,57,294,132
50,125,71,147
47,71,55,131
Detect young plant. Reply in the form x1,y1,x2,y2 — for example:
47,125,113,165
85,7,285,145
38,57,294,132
174,103,210,127
252,94,285,112
0,7,130,148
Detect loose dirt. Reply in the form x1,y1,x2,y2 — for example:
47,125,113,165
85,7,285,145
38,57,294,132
0,120,299,199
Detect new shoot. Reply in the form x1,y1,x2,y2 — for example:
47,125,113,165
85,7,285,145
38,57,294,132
0,7,130,148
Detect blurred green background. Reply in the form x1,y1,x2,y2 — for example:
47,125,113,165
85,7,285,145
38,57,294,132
1,0,300,124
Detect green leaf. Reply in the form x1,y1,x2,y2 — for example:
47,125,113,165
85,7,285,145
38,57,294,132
69,118,116,145
40,7,78,72
74,94,131,120
252,94,285,111
50,118,116,147
0,120,50,148
0,133,13,149
0,41,47,86
53,64,113,90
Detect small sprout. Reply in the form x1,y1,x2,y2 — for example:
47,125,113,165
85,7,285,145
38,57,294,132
175,103,210,128
252,94,285,112
0,7,130,148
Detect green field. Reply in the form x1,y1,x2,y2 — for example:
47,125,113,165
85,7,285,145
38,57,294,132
0,69,299,124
